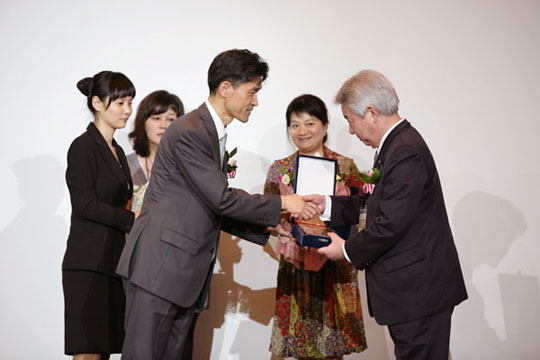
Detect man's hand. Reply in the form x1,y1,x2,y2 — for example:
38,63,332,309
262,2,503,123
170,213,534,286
301,201,321,220
278,211,292,232
303,194,326,214
267,223,292,238
281,194,306,214
317,232,346,261
281,194,322,220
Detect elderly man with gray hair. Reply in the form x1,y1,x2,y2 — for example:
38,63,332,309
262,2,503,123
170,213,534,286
306,70,468,360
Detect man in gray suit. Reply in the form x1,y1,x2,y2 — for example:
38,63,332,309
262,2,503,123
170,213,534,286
117,49,315,359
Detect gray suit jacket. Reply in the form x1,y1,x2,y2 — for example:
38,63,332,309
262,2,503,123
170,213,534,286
117,103,281,307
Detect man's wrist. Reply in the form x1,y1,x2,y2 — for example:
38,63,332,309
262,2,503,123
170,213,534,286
320,195,332,221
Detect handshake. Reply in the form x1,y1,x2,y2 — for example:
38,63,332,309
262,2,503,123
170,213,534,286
267,194,325,240
275,194,346,261
280,194,326,220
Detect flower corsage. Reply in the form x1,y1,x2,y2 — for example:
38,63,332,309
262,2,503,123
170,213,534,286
226,147,238,179
359,168,381,194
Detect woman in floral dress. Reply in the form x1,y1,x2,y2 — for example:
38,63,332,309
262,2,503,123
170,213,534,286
264,94,367,359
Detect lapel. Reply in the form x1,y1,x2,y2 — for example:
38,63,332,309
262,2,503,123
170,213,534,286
116,143,133,193
198,103,221,170
86,122,129,186
374,120,411,172
362,120,410,207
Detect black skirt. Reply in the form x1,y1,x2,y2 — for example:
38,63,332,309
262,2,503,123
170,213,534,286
62,270,125,355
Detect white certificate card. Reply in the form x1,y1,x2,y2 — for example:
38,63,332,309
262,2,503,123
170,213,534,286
294,155,336,196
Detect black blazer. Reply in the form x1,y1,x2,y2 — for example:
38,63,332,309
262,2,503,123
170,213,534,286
62,122,134,275
330,120,467,325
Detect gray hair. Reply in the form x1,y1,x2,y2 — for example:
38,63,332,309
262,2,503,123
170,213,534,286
335,69,399,117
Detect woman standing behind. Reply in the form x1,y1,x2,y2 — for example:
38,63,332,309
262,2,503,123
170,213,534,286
126,90,184,187
62,71,136,360
264,94,367,359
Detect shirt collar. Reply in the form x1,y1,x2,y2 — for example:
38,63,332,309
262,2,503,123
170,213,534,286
377,118,405,154
205,100,227,140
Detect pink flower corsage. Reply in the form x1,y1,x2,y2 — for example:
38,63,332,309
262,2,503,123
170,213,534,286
226,147,238,179
359,168,381,194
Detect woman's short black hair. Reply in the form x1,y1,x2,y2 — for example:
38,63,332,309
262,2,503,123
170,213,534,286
128,90,184,157
77,71,136,114
286,94,329,143
207,49,269,94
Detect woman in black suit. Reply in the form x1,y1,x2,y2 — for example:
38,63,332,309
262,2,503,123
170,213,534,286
62,71,136,360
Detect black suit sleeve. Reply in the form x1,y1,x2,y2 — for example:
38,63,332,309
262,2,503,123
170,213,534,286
329,194,364,226
344,145,427,270
66,137,135,232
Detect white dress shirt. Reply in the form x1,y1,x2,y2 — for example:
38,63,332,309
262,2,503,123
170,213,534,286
205,100,228,164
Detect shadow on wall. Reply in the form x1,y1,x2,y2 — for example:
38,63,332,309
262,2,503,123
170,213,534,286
194,233,276,359
452,191,540,359
0,155,67,358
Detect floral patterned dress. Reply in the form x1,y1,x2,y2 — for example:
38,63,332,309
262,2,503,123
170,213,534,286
264,147,367,359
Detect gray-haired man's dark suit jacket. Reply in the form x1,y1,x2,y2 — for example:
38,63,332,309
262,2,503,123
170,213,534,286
330,120,467,326
117,103,281,308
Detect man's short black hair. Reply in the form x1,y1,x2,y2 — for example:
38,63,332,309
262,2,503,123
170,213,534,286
207,49,269,94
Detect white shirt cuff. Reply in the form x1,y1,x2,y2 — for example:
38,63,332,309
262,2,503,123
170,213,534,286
342,243,352,263
320,195,332,221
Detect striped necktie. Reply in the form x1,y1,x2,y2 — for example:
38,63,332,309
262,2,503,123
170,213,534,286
219,133,227,166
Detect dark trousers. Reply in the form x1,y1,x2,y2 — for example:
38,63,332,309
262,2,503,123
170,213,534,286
388,308,454,360
121,281,196,360
182,313,199,360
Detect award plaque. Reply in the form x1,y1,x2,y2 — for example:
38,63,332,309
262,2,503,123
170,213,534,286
291,155,336,248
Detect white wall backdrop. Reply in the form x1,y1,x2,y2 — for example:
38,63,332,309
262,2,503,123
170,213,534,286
1,0,539,359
